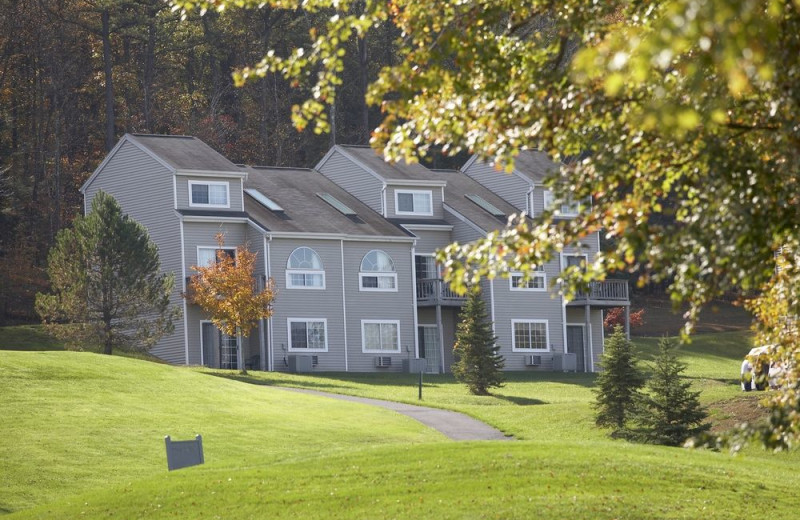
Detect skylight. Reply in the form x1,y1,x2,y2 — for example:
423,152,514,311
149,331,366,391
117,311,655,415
317,192,356,216
245,188,284,212
465,194,505,218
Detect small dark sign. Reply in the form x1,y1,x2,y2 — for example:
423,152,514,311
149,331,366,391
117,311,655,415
165,435,204,471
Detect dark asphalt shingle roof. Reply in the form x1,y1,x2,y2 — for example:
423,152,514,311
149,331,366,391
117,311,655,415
433,169,526,233
177,209,250,219
242,166,411,238
512,150,561,184
130,134,241,173
337,145,441,182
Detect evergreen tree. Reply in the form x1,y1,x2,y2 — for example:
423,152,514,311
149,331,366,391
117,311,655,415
593,326,645,435
452,288,504,395
36,191,180,354
632,337,710,446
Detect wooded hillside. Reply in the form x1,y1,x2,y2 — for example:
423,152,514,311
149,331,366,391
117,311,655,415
0,0,410,322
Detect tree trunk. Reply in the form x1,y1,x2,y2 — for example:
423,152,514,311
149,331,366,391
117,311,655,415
237,328,246,374
102,8,115,151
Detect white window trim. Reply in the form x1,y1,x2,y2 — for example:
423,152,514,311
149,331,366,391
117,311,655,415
359,272,398,292
509,270,547,292
286,269,326,290
395,189,433,216
543,189,580,217
189,180,231,208
196,246,237,267
361,319,401,353
511,319,550,352
287,318,328,352
562,253,588,271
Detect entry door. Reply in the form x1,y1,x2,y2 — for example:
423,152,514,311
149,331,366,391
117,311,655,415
566,325,586,373
202,323,220,368
418,325,440,374
201,323,239,369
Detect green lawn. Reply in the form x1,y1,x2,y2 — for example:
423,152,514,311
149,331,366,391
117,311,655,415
5,328,799,519
0,325,64,351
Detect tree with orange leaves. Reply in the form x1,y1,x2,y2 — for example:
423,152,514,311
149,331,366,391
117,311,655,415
185,233,275,373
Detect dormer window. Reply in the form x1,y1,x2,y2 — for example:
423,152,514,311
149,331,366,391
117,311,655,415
286,247,325,289
395,189,433,216
360,250,397,291
543,189,580,217
190,181,229,208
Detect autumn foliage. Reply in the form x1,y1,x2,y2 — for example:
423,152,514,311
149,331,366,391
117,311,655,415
185,233,275,371
604,307,645,332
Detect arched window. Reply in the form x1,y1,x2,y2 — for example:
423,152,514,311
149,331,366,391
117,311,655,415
359,250,397,291
286,247,325,289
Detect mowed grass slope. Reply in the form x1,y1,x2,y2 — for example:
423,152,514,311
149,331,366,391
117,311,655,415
7,329,800,519
0,352,441,514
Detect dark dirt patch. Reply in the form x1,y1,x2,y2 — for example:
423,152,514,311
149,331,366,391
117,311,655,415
707,393,769,433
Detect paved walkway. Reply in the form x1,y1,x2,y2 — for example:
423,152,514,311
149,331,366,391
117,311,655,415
279,387,513,441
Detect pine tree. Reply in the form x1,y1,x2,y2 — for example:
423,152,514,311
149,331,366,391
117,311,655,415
452,288,504,395
632,337,710,446
593,326,645,435
36,191,180,354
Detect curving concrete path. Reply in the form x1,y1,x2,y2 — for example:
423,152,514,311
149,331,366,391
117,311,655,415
278,387,513,441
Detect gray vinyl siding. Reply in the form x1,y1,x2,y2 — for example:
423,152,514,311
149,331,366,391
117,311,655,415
176,176,244,211
317,150,383,213
343,241,416,372
566,307,605,372
492,259,566,371
267,238,347,372
450,216,484,244
183,221,251,364
462,161,530,213
408,228,453,254
82,140,186,364
387,185,444,219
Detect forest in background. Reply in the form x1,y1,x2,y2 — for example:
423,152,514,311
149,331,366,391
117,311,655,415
0,0,463,323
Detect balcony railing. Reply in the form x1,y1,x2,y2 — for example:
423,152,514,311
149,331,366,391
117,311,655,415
416,278,467,306
569,279,629,304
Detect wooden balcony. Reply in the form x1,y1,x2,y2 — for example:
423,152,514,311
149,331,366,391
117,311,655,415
416,278,467,307
567,279,630,307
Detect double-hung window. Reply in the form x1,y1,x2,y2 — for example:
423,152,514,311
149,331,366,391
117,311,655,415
510,266,546,291
543,189,580,217
395,189,433,216
189,181,229,208
512,320,549,352
286,247,325,289
288,318,327,352
360,250,397,291
197,247,236,267
361,320,400,353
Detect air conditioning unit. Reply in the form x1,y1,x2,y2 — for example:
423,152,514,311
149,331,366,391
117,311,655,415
525,355,542,367
288,355,313,373
375,356,392,368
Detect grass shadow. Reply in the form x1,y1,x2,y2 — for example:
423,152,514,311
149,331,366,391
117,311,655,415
202,371,358,391
493,394,547,406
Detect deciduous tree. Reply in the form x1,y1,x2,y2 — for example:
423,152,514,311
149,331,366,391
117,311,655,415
185,233,275,373
35,191,180,354
169,0,800,445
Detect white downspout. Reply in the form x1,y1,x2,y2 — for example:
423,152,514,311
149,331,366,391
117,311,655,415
341,239,349,371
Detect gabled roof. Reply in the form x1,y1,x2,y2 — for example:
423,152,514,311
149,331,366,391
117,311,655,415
128,134,241,173
334,145,445,185
461,149,561,185
242,166,412,238
512,150,561,183
434,169,525,233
